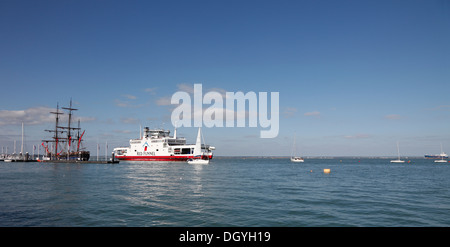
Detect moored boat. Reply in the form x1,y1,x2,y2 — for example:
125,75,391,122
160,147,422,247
425,144,448,160
290,134,304,163
290,157,304,162
39,100,91,162
114,126,215,162
390,141,405,163
434,159,447,163
425,153,448,159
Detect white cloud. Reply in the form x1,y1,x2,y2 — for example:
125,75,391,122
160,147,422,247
384,114,402,120
428,105,450,111
115,99,145,108
158,84,230,108
0,106,96,126
344,134,371,139
123,94,137,100
0,107,56,126
283,107,297,118
113,129,132,134
120,117,140,124
115,99,130,107
176,84,228,98
144,87,157,95
177,83,195,94
304,111,321,117
77,116,97,122
156,97,172,106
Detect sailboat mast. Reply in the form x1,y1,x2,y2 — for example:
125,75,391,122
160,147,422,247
291,135,296,158
21,122,24,154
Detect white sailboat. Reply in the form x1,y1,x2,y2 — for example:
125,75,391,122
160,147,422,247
187,128,209,165
390,141,405,163
290,134,304,163
435,143,448,163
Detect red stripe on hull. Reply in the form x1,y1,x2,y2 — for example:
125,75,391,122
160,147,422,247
115,155,213,162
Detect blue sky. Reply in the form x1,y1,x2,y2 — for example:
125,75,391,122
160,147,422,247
1,0,449,156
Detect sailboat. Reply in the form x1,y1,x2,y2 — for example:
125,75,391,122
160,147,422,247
290,134,304,163
435,143,448,163
187,128,209,165
390,141,405,163
4,122,35,162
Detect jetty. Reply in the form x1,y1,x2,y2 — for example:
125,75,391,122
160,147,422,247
37,160,119,164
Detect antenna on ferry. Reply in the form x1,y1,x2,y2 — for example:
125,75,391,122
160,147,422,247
173,121,178,139
139,124,142,139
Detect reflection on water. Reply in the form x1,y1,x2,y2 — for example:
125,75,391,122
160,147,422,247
116,161,211,225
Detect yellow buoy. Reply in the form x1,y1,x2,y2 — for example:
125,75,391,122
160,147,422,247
323,169,331,174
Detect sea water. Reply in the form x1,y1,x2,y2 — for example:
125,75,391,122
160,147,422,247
1,158,450,226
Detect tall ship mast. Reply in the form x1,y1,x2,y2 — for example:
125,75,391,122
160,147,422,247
40,100,90,161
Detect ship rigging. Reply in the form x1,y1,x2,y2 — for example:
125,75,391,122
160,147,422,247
40,100,90,161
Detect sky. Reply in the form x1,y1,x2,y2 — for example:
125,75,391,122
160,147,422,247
1,0,449,157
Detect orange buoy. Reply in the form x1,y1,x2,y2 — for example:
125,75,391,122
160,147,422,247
323,169,331,174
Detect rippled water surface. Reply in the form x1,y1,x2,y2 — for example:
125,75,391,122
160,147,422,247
1,158,450,226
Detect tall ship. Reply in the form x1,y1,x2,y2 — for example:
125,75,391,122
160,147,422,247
39,100,90,161
113,127,215,161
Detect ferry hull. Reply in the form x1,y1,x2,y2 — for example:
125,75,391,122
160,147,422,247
116,155,213,162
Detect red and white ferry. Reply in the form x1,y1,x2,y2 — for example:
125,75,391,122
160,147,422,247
113,127,214,161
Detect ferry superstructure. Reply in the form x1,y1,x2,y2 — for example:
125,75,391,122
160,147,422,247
113,127,215,161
